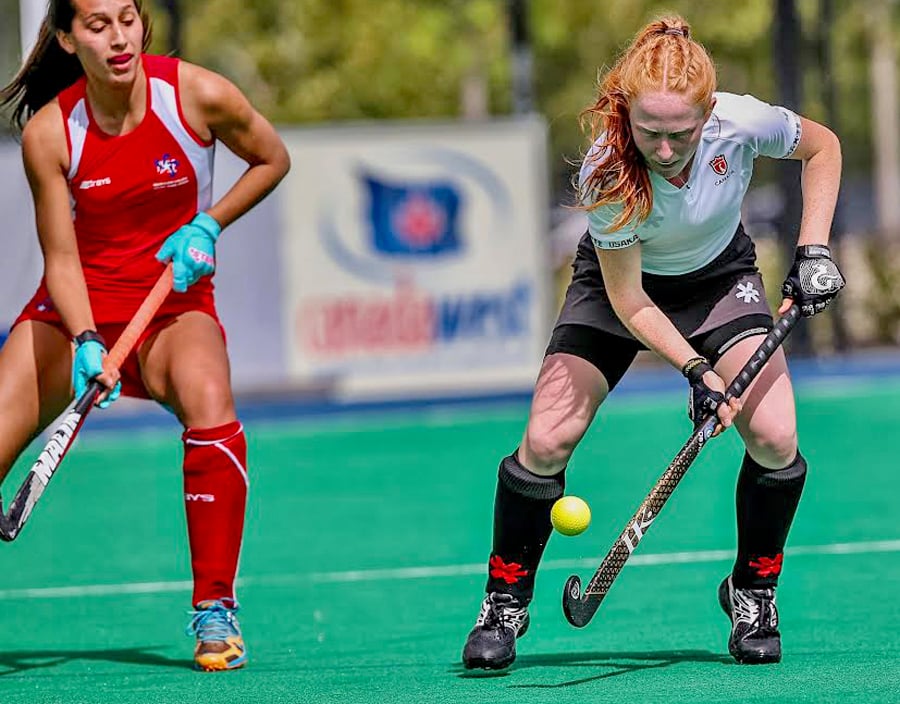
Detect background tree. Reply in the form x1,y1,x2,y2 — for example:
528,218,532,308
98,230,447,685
174,0,878,201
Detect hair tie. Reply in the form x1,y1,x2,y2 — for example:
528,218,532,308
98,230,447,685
662,27,689,38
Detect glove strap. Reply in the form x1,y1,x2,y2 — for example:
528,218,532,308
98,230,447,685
796,244,831,260
682,356,713,383
74,329,106,347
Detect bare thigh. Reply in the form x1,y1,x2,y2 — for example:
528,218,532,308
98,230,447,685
0,321,72,480
519,352,609,476
714,335,798,468
139,311,237,429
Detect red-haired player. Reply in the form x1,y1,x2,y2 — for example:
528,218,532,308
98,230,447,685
461,14,844,670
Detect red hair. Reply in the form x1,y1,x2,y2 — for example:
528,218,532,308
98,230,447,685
578,15,717,231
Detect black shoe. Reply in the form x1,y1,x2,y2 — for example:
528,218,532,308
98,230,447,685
718,575,782,664
461,592,530,670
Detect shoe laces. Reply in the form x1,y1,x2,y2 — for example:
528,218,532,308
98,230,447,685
475,593,528,632
731,584,779,635
186,600,241,642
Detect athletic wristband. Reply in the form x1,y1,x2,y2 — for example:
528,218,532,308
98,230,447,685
795,244,832,260
681,356,710,379
74,329,106,347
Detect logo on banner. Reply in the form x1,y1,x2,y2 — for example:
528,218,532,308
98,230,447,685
318,149,512,283
302,147,533,362
363,174,462,257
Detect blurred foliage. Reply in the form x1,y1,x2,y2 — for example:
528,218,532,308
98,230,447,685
0,0,19,84
154,0,879,196
170,0,510,121
859,239,900,344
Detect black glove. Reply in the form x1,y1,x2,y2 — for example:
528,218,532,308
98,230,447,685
781,244,845,317
683,356,725,429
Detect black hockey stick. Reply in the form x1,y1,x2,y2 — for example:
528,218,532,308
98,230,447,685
0,264,173,542
562,304,801,627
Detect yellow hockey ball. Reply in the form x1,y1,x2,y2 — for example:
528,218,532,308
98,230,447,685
551,496,591,536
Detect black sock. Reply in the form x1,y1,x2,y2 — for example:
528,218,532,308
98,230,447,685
486,452,565,604
733,451,807,589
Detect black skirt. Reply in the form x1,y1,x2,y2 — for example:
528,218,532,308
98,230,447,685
554,224,772,340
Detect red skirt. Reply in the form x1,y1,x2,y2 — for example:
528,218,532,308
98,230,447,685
14,281,224,399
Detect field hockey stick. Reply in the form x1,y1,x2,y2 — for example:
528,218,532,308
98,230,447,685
0,264,173,542
562,304,801,627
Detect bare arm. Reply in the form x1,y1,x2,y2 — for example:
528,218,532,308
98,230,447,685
179,62,291,229
788,116,842,247
778,116,842,315
22,105,96,338
596,243,701,371
597,243,739,429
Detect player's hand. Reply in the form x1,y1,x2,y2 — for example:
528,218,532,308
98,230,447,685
780,244,845,317
155,212,221,293
72,331,121,409
682,357,740,436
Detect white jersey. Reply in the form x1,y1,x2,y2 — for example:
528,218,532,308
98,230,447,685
579,92,802,275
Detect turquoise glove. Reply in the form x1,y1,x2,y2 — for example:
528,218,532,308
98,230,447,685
155,212,221,293
72,332,121,409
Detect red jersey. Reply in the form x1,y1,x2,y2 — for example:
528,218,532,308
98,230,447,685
26,54,216,325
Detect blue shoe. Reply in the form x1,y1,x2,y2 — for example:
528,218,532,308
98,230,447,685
186,599,248,671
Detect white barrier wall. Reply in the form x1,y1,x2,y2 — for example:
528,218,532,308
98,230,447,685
279,118,552,398
0,116,552,400
0,140,45,331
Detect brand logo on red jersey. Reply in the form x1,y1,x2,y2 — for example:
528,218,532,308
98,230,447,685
79,177,112,190
708,154,728,175
155,154,180,178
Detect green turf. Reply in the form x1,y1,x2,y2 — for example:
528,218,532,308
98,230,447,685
1,380,899,703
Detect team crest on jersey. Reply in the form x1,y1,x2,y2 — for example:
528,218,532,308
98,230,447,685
708,154,728,176
155,154,180,178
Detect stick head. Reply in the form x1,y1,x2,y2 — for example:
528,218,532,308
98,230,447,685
562,575,591,627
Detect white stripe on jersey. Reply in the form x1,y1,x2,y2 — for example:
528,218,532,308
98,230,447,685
67,98,89,181
66,98,91,218
149,77,215,212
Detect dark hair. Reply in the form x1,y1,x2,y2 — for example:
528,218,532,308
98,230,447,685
0,0,152,131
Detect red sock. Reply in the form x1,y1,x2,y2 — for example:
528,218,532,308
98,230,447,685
182,420,248,608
